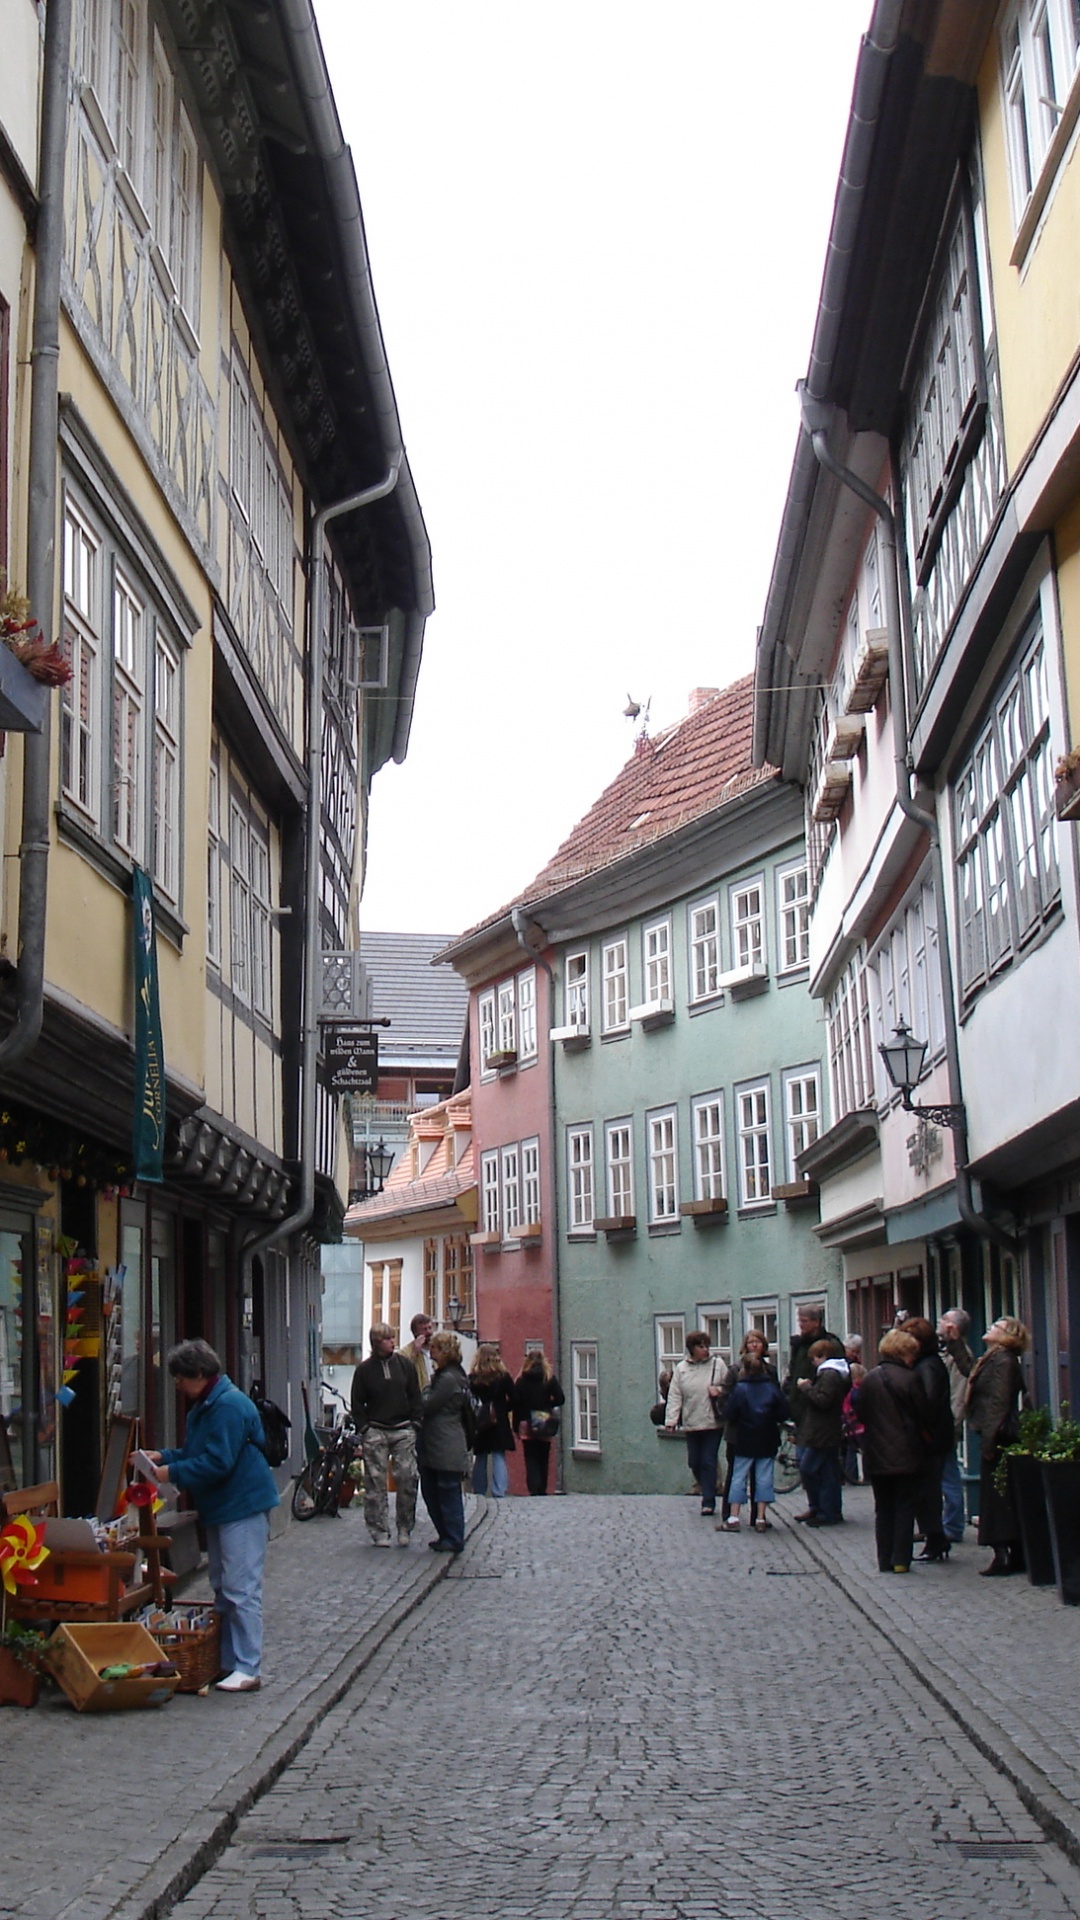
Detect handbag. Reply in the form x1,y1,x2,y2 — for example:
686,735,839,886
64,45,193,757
649,1401,668,1427
529,1408,560,1439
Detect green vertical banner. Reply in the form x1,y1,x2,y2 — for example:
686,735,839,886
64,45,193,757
132,866,165,1184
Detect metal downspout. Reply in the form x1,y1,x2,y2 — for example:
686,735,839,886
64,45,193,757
0,0,72,1072
511,907,563,1490
240,461,402,1322
799,392,1016,1255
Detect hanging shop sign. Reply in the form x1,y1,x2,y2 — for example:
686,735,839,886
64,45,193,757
132,868,165,1183
325,1027,378,1094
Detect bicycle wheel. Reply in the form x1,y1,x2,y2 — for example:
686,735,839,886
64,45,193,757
317,1451,346,1516
774,1440,802,1496
291,1463,320,1520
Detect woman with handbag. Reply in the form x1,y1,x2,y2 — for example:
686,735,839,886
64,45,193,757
966,1316,1030,1577
468,1343,516,1499
513,1350,565,1495
664,1330,724,1517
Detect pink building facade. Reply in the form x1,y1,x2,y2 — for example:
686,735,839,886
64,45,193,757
440,923,557,1496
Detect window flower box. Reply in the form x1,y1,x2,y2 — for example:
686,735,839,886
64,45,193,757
679,1196,728,1224
594,1215,636,1237
842,627,889,713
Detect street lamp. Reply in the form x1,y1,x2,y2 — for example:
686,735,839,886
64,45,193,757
349,1137,395,1207
446,1293,477,1339
877,1020,966,1129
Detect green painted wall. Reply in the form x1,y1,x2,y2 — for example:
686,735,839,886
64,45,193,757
553,806,844,1493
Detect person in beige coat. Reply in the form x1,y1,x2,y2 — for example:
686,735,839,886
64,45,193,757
665,1331,723,1516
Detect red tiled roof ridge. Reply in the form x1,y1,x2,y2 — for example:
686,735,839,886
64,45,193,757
448,675,779,948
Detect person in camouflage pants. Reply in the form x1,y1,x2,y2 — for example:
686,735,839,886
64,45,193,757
351,1323,421,1546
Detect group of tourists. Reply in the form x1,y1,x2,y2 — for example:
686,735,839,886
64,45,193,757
663,1300,1032,1578
350,1315,565,1556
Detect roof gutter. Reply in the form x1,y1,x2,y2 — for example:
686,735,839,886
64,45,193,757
241,462,401,1289
275,0,434,761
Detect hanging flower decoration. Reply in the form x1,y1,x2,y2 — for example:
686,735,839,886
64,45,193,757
0,1516,49,1597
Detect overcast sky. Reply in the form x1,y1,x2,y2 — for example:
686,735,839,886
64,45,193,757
313,1,872,938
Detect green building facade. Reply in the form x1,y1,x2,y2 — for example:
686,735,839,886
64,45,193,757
530,696,844,1493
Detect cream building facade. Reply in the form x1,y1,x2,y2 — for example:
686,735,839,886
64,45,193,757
0,0,430,1508
755,0,1080,1415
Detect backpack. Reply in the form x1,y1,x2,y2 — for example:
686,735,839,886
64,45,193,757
250,1381,292,1467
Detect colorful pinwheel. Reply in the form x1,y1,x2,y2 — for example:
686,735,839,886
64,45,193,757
124,1480,164,1517
0,1516,49,1597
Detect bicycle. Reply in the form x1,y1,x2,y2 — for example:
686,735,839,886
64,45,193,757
291,1385,360,1521
774,1422,802,1496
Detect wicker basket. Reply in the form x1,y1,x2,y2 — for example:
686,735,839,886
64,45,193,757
146,1607,221,1693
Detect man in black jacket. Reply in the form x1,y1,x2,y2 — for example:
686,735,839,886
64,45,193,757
783,1303,842,1522
351,1322,422,1548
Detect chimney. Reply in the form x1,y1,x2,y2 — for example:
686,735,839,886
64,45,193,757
689,687,720,715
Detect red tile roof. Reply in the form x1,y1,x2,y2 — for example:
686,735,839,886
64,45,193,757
452,678,778,946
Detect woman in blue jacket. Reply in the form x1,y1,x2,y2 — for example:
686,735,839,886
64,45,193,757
717,1356,789,1534
148,1339,279,1693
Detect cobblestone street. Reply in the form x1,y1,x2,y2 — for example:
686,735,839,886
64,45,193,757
169,1492,1080,1920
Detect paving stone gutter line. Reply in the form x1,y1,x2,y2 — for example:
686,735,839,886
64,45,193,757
96,1505,490,1920
776,1499,1080,1869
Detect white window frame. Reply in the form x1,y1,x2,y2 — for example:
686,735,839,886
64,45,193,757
688,896,720,1002
522,1137,541,1226
572,1343,600,1452
826,949,876,1122
604,1118,634,1219
500,1143,521,1238
61,499,103,826
698,1303,733,1371
516,966,537,1060
601,936,629,1033
111,566,145,859
730,876,765,972
207,752,221,967
497,979,516,1054
1001,0,1080,221
565,951,589,1030
782,1066,821,1181
567,1126,595,1232
655,1314,686,1386
478,990,496,1077
643,917,672,1005
647,1107,679,1223
952,621,1060,1002
228,796,273,1021
736,1079,772,1208
481,1151,500,1237
871,878,946,1081
743,1298,780,1351
777,860,810,973
152,630,181,902
691,1093,725,1203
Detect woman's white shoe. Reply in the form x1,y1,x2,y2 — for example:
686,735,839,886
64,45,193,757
215,1670,261,1693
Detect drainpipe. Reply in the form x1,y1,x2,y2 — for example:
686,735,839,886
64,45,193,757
511,907,564,1488
0,0,72,1071
799,389,1016,1255
240,462,401,1312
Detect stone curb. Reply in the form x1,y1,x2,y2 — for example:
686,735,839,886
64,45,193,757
775,1502,1080,1867
94,1504,491,1920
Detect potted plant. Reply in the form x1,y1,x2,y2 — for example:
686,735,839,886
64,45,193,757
0,1621,47,1708
995,1405,1055,1586
1038,1404,1080,1605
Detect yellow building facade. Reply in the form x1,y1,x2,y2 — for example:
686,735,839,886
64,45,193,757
0,0,430,1507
